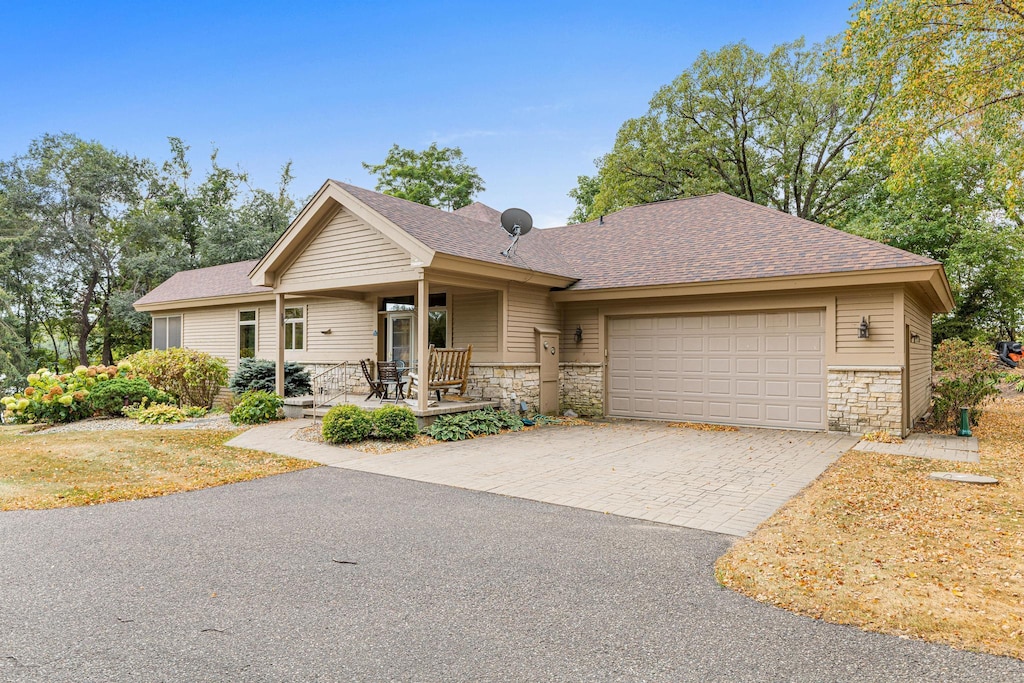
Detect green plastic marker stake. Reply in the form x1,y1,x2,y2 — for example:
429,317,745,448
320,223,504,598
957,406,972,437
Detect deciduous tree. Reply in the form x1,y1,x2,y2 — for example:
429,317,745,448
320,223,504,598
363,143,484,211
843,0,1024,208
570,40,876,224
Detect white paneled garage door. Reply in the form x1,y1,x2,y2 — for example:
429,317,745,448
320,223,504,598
607,310,826,430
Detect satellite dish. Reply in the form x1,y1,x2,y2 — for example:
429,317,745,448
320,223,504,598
500,208,533,237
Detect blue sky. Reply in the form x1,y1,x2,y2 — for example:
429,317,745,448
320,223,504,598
2,1,855,227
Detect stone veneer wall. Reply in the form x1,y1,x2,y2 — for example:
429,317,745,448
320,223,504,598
827,367,903,435
559,362,604,417
466,363,540,412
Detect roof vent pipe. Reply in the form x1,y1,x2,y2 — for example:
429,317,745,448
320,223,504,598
599,215,604,225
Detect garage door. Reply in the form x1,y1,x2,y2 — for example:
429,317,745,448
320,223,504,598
607,310,826,430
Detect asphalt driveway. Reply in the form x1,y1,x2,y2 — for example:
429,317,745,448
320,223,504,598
2,468,1022,682
231,420,858,536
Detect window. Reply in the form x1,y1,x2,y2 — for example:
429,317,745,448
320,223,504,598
428,309,448,348
239,310,257,358
152,315,182,350
284,307,304,350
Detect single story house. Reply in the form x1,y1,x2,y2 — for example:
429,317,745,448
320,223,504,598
134,180,953,435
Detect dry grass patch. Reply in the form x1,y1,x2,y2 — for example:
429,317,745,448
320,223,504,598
717,396,1024,659
0,428,316,510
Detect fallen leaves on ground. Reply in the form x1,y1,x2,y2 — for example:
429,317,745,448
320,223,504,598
667,422,740,432
716,395,1024,660
0,429,316,510
861,430,904,444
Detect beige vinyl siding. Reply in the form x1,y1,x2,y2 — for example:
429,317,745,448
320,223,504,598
181,307,239,371
905,292,933,425
256,303,276,359
255,298,376,362
836,289,895,354
507,283,559,354
277,207,411,286
306,299,376,358
451,291,499,352
561,305,600,363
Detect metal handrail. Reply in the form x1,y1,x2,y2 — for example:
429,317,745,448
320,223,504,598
311,361,349,422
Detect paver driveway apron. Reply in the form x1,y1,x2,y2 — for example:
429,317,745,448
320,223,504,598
239,421,856,536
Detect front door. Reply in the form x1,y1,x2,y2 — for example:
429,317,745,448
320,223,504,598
387,312,416,367
537,330,560,414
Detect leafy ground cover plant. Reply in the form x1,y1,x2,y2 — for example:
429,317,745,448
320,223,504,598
230,391,284,425
1,364,128,424
229,358,311,397
370,405,418,440
932,338,1001,427
131,403,188,425
125,348,228,408
87,377,173,417
322,404,373,443
426,408,525,441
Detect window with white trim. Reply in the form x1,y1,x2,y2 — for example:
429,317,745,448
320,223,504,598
152,315,182,350
284,307,304,350
239,310,257,358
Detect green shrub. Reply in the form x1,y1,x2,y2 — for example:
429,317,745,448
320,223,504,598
1,365,127,424
322,404,373,443
426,413,473,441
230,390,284,425
182,405,209,418
86,377,173,417
125,348,228,408
932,338,1001,426
371,405,418,440
229,358,311,397
133,403,188,425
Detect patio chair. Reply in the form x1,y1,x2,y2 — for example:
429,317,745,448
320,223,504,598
360,359,385,401
377,360,405,403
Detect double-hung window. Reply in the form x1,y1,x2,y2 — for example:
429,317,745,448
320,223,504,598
239,310,257,358
284,307,304,351
152,315,182,350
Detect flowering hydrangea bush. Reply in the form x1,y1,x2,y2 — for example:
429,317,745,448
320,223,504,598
1,363,131,424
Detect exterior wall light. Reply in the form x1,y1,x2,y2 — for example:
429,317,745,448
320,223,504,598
574,325,584,344
858,316,870,339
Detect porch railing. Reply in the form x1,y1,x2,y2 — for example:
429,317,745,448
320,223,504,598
311,361,349,422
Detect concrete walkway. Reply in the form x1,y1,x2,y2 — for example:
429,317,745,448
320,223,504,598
229,420,857,536
852,432,980,462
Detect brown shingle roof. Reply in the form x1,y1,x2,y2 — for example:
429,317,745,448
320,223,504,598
136,187,942,307
331,181,579,279
134,260,270,306
453,201,502,224
543,193,938,290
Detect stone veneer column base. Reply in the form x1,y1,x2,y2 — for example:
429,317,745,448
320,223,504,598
465,363,541,413
558,363,604,417
827,366,903,435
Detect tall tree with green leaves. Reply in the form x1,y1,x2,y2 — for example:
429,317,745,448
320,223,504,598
363,143,484,211
0,133,153,365
843,0,1024,210
569,40,877,224
841,142,1024,341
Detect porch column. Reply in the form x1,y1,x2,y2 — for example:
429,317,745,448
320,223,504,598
417,277,429,412
275,293,285,396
